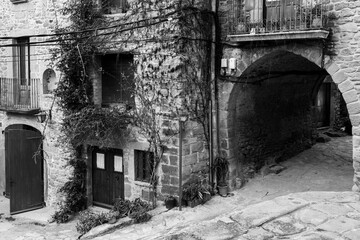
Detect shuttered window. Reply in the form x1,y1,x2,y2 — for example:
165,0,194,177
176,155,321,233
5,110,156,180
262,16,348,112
134,150,154,182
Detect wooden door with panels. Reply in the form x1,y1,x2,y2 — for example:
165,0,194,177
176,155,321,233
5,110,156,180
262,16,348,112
92,147,124,208
5,125,44,215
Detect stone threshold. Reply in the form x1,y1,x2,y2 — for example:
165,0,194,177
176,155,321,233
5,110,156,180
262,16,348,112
227,30,329,43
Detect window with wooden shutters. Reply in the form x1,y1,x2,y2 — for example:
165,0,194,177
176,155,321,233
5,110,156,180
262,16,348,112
134,150,154,182
101,54,134,105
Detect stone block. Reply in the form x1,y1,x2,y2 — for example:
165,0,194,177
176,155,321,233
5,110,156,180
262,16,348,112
164,147,178,155
169,155,178,166
332,70,347,84
183,144,190,155
184,153,198,166
170,176,179,186
162,174,170,185
162,165,178,176
191,161,208,173
338,79,355,93
316,216,360,234
343,89,358,103
191,142,203,153
347,102,360,115
161,155,169,164
350,114,360,126
161,185,178,196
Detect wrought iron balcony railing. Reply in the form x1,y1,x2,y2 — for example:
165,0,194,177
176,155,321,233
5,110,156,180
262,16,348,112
101,0,129,14
0,78,40,112
228,0,327,35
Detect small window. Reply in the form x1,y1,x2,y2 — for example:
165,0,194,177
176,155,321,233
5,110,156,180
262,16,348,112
14,37,30,85
114,155,123,172
102,0,129,14
96,153,105,169
135,150,154,182
101,53,134,105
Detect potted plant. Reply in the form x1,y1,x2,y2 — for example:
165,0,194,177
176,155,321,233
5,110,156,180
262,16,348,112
182,180,213,207
164,196,177,210
214,156,229,197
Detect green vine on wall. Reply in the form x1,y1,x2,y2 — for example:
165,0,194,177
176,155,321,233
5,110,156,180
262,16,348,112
51,0,214,221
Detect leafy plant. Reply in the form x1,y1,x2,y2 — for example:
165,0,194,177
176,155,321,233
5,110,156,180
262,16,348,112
76,210,109,235
182,181,211,201
53,154,87,223
112,198,152,222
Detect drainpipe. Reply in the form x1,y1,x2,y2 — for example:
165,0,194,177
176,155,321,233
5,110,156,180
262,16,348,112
178,119,184,211
209,0,219,187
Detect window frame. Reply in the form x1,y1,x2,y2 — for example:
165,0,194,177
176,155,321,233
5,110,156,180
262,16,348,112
101,53,134,106
134,150,155,182
14,37,30,85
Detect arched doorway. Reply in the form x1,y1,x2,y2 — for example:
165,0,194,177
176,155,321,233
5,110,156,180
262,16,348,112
5,124,44,214
226,51,352,189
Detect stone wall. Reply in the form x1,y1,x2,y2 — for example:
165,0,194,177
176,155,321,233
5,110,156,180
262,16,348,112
0,0,72,207
218,0,360,191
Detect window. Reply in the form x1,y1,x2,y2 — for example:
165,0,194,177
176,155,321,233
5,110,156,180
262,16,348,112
102,0,129,14
14,37,30,85
101,54,134,105
135,150,154,182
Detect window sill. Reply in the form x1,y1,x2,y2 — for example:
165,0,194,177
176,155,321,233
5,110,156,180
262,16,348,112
134,180,151,188
10,0,28,4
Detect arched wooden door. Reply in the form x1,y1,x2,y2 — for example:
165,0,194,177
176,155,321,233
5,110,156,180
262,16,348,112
5,125,44,215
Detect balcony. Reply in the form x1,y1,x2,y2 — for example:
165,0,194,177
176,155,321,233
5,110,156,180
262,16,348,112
0,78,40,114
227,0,329,42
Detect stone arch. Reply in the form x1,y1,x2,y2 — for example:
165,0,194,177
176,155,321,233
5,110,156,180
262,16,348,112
221,49,360,191
42,69,57,94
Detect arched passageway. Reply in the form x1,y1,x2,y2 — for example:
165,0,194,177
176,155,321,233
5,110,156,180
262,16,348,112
225,51,354,190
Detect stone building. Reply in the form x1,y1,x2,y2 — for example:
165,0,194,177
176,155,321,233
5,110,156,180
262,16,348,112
0,0,210,213
217,0,360,191
1,0,359,216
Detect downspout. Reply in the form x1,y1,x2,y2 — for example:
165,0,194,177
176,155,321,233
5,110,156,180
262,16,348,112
209,0,220,187
178,119,184,211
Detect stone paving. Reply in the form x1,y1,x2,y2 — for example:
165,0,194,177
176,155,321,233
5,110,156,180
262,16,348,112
162,191,360,240
0,136,356,240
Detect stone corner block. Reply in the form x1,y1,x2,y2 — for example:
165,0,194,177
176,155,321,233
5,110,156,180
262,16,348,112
326,62,340,75
343,89,358,104
332,70,347,84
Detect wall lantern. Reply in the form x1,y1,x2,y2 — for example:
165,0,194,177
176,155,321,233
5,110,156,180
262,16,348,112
35,110,51,123
244,0,255,11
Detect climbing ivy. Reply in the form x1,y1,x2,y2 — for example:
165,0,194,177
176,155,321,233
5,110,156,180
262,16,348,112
51,0,213,221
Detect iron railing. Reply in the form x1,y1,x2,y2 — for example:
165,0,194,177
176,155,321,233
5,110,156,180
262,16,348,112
0,78,40,110
101,0,128,14
228,0,327,35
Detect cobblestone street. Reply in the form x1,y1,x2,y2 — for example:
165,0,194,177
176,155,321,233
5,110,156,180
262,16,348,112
0,136,354,239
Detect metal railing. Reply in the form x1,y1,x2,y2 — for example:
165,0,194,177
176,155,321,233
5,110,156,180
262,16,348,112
101,0,128,14
228,0,327,35
0,78,39,110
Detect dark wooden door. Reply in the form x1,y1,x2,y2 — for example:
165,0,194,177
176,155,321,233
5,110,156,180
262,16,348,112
315,83,331,127
93,148,124,208
6,127,44,214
